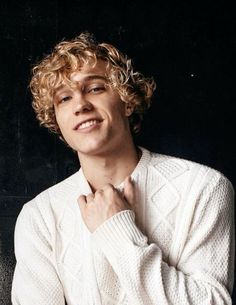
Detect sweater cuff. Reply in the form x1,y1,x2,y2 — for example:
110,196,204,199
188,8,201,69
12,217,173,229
92,210,148,258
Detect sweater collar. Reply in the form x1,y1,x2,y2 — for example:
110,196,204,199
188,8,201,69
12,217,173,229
77,146,151,195
53,147,189,200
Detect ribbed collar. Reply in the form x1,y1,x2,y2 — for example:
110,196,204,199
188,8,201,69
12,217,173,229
129,146,151,180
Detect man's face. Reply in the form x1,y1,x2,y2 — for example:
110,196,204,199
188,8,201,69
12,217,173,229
53,60,134,157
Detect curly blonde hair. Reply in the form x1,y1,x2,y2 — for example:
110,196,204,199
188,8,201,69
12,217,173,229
30,32,156,136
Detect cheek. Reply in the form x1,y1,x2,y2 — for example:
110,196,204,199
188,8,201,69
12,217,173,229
55,118,69,139
110,101,126,117
55,109,69,128
55,113,63,129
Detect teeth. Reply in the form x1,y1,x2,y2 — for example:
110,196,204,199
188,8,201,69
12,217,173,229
78,120,98,130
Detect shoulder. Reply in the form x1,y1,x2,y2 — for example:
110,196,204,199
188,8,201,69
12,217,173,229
141,148,234,227
16,170,82,231
141,147,234,193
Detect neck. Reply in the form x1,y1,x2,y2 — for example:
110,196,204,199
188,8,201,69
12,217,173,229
78,142,140,192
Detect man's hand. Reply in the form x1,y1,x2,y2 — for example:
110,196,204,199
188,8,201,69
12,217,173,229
78,176,135,233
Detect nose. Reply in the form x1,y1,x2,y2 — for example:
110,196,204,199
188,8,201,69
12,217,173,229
73,92,93,115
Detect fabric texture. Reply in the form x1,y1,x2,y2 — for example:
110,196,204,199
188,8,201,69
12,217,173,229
12,147,235,305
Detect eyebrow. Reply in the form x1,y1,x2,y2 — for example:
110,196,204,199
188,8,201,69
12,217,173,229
80,74,108,82
70,74,109,85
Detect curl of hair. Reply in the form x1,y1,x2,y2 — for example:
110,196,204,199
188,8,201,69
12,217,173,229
30,32,156,137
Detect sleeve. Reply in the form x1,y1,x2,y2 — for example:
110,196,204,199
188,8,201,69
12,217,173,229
92,172,235,305
11,202,65,305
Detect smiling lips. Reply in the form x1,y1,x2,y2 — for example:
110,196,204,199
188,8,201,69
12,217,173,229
74,119,102,131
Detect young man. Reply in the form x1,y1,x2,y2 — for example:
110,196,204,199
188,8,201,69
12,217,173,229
12,33,234,305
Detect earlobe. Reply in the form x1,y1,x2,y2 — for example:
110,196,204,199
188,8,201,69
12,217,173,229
125,103,134,117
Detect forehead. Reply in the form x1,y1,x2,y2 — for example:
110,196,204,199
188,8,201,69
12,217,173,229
70,59,109,82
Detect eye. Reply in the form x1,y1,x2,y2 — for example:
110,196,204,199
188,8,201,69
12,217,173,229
59,95,72,104
87,85,105,94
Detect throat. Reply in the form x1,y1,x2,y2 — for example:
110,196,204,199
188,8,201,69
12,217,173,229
80,146,141,191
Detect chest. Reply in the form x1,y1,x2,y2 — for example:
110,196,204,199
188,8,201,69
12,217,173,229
54,172,183,304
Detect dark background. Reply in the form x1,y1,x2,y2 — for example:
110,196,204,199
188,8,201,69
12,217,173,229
0,1,235,304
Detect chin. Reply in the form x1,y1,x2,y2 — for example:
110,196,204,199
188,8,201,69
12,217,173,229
74,141,108,156
67,133,117,156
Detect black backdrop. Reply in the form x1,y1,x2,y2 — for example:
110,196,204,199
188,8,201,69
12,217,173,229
0,1,235,304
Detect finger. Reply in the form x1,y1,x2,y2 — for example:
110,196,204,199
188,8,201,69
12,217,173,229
101,183,115,192
96,184,116,198
94,189,103,199
86,193,95,203
78,195,87,213
123,176,135,207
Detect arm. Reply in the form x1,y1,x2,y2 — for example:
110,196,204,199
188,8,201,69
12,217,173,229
11,201,65,305
84,173,234,305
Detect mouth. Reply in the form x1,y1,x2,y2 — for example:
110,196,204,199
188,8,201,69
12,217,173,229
73,119,103,131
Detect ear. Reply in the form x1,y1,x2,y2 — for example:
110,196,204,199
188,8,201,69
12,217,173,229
125,103,135,117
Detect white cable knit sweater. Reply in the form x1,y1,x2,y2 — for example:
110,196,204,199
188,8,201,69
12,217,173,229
12,147,235,305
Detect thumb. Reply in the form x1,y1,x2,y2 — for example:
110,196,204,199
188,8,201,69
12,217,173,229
123,176,135,207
